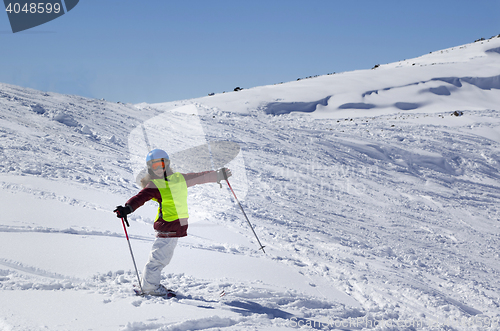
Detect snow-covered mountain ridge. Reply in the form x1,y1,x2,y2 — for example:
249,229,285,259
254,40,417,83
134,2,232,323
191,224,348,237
1,37,500,330
142,35,500,119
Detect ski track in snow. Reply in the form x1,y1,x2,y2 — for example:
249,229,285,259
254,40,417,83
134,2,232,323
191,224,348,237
0,268,358,330
197,106,500,324
2,37,500,330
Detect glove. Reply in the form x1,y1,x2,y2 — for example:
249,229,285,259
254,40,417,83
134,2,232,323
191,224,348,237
114,205,133,226
114,205,133,218
216,168,232,187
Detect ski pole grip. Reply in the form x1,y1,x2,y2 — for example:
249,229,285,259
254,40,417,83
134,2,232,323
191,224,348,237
122,216,130,227
217,168,229,188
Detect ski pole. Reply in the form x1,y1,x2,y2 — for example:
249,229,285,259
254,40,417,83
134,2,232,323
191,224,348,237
120,216,144,294
225,178,266,253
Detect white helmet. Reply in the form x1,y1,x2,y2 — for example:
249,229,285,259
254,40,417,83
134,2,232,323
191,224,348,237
146,149,169,163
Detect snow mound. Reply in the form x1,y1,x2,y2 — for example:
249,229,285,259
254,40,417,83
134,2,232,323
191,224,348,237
29,103,45,114
53,111,79,127
433,75,500,90
262,96,331,115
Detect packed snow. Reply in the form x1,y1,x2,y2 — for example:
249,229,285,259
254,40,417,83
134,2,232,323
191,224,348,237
1,36,500,330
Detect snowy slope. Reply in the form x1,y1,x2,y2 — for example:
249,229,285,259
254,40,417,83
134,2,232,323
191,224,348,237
1,36,500,330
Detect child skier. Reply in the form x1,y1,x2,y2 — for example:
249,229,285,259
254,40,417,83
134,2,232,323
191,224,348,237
114,148,231,296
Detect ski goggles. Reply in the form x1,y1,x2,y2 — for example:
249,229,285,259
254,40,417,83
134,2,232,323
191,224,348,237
151,159,169,170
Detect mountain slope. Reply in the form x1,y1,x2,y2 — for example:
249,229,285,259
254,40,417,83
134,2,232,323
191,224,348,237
1,37,500,330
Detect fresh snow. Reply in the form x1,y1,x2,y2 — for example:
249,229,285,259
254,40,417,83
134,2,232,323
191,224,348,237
1,36,500,330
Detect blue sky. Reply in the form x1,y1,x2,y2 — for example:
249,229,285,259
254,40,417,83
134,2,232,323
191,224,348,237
1,0,499,104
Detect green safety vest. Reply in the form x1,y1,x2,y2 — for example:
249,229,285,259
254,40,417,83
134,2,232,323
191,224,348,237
151,173,189,222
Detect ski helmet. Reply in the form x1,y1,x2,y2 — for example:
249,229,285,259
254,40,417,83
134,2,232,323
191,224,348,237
146,149,169,163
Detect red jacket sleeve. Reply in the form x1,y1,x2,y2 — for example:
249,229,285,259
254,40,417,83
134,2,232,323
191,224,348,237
126,181,161,212
183,170,218,187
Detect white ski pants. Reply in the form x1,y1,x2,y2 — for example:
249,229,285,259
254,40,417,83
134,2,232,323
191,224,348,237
140,237,178,292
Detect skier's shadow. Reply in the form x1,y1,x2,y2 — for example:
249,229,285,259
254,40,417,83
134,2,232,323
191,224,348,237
225,300,356,330
224,300,293,319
